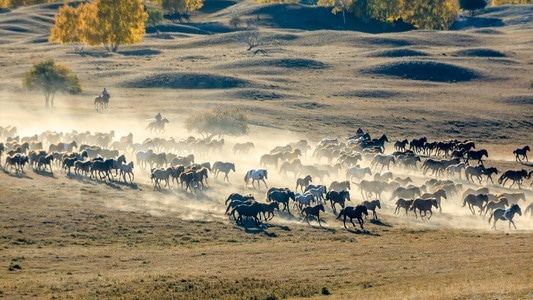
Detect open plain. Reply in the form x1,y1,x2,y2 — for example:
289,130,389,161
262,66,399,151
0,1,533,299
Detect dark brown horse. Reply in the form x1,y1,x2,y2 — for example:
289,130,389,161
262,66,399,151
483,197,509,217
411,198,439,220
295,175,313,192
466,149,489,165
302,204,325,226
463,194,489,215
394,198,413,216
361,199,381,220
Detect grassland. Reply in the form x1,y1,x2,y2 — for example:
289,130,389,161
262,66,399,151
1,1,533,299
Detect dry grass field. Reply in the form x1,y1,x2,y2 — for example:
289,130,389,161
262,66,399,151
1,1,533,299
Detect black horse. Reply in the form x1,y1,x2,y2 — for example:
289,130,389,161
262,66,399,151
411,198,439,220
230,203,263,226
326,190,351,214
513,145,530,162
498,169,529,189
466,149,488,165
267,189,296,213
489,204,522,230
94,94,110,111
336,205,368,230
302,204,325,226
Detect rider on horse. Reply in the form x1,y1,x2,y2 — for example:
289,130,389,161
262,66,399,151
101,88,110,100
155,112,162,123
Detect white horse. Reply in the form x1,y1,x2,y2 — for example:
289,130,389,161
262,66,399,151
446,163,466,179
345,166,372,182
304,185,327,203
119,161,134,183
294,192,315,212
212,161,235,182
151,167,172,189
244,169,268,189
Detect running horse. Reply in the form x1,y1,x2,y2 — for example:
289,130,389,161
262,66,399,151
94,94,110,111
302,204,325,226
498,169,529,189
147,118,169,134
513,145,530,162
336,205,368,230
244,169,268,190
489,204,522,230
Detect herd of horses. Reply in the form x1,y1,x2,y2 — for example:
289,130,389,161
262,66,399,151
1,124,532,232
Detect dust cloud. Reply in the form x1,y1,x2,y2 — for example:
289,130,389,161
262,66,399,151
1,91,532,233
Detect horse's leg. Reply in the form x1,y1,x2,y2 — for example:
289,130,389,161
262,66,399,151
428,209,433,220
317,213,322,227
349,217,357,228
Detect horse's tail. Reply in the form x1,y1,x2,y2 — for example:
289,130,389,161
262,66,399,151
497,173,506,184
336,208,344,219
488,210,494,224
244,171,250,184
462,197,467,207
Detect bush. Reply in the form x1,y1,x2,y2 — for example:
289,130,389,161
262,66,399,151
147,9,164,28
185,106,249,137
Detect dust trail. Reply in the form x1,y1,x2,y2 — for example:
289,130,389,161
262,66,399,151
1,92,532,233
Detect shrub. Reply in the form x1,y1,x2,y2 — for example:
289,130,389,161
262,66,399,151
185,106,249,137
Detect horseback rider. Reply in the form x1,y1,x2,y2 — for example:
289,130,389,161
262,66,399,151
101,88,110,99
155,112,162,123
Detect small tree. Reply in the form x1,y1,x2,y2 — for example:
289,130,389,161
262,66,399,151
22,59,82,109
146,9,164,28
459,0,487,16
185,106,249,138
49,3,84,51
93,0,148,52
317,0,355,25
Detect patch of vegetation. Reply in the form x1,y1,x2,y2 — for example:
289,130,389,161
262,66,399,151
453,48,506,57
364,60,480,82
185,106,249,137
84,275,320,299
122,73,251,89
370,49,429,58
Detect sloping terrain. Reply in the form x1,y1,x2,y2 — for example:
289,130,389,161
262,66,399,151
0,2,533,299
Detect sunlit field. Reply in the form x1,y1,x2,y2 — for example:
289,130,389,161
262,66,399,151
1,1,533,299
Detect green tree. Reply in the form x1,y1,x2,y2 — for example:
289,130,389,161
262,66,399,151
146,9,164,28
185,106,249,138
459,0,487,16
22,59,82,109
